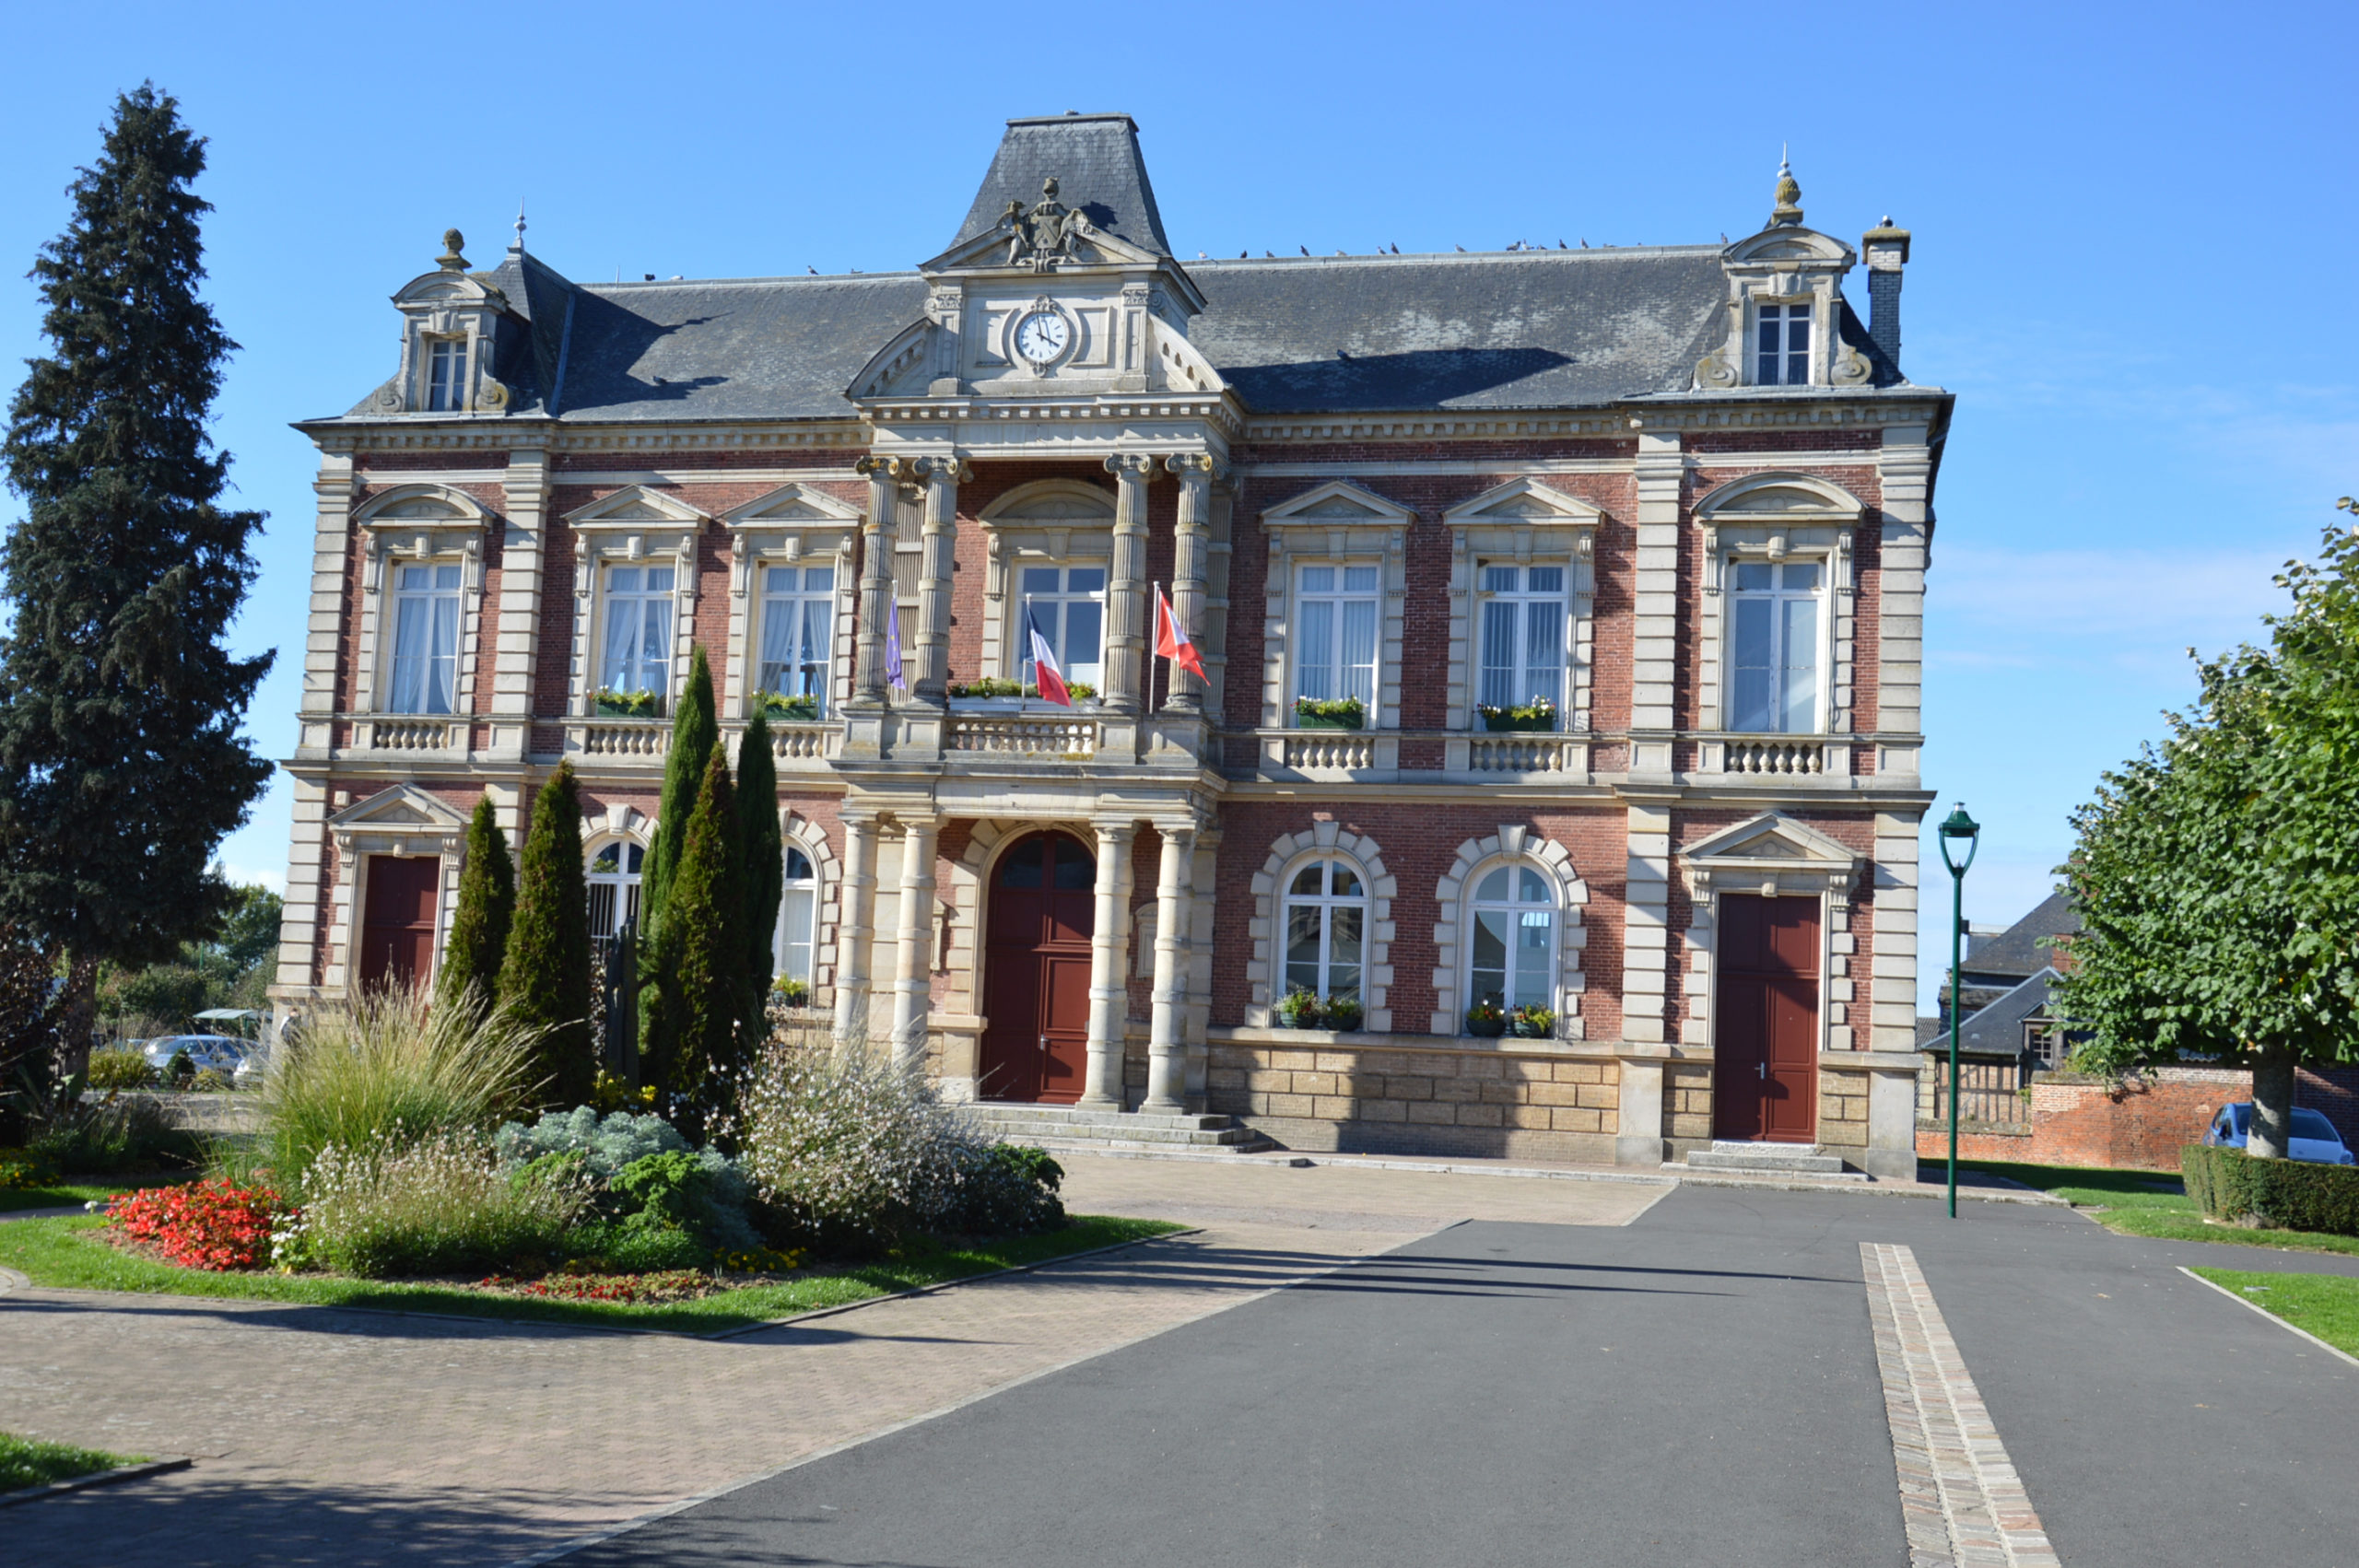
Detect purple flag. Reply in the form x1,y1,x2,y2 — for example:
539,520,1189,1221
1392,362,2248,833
885,600,905,691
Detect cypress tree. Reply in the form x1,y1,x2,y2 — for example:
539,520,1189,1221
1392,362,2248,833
436,796,514,1011
736,710,783,1015
499,764,595,1107
661,749,745,1135
640,643,716,947
0,85,273,1073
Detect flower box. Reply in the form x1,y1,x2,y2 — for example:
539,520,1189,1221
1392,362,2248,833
1295,713,1363,731
755,692,821,721
1464,1003,1508,1038
1293,696,1367,731
1482,710,1557,732
593,689,662,719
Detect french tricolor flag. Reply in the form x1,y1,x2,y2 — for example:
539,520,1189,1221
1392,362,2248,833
1027,615,1072,708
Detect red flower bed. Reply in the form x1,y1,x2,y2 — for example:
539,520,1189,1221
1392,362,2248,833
108,1180,286,1271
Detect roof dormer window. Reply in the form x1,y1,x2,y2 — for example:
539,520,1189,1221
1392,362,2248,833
1756,303,1810,386
426,337,469,412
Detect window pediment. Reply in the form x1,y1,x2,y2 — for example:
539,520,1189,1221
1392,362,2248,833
566,486,711,532
721,483,863,530
1696,473,1863,524
328,783,470,837
1443,477,1603,529
1262,480,1414,527
1681,812,1860,900
356,484,491,537
980,479,1118,525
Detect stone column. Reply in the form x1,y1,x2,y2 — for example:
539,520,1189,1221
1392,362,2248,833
832,812,881,1048
1100,453,1160,715
1081,819,1138,1107
1162,453,1215,714
889,816,939,1072
1143,823,1196,1112
489,445,549,760
910,457,966,705
851,457,899,707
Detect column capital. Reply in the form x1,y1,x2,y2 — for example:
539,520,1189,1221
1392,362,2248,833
1163,451,1225,484
909,455,973,485
1104,452,1165,483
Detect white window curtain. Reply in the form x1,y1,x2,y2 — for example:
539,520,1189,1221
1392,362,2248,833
758,564,836,709
1476,564,1567,719
1294,564,1379,708
601,566,676,696
1469,863,1557,1012
777,846,818,983
1017,564,1106,687
1282,858,1367,1001
1729,560,1823,732
389,563,463,714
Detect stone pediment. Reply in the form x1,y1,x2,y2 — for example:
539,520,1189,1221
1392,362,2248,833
1696,472,1863,523
1262,480,1414,526
329,783,470,837
1681,812,1862,900
356,484,490,531
981,479,1118,523
721,482,862,529
1443,476,1604,529
564,485,710,531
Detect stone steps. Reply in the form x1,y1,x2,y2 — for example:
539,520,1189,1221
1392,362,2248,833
1675,1141,1870,1180
957,1103,1278,1153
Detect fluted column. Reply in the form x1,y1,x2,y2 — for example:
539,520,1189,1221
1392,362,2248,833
1143,823,1196,1112
888,816,939,1072
910,457,966,705
1163,453,1216,714
832,812,881,1049
1081,819,1138,1107
1100,453,1160,715
851,456,900,706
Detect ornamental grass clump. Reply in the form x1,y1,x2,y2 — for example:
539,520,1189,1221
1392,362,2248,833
285,1130,592,1278
262,990,542,1189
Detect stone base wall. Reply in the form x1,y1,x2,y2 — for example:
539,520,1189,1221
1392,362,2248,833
1819,1066,1872,1150
1665,1063,1713,1146
1208,1031,1619,1163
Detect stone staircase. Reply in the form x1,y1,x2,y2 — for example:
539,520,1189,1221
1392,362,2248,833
957,1102,1278,1154
1674,1141,1870,1181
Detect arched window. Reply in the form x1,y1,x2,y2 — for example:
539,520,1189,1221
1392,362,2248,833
1283,857,1367,1001
777,846,819,983
585,838,645,955
1469,862,1555,1012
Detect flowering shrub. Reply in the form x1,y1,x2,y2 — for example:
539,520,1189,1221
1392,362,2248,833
0,1150,60,1189
108,1179,286,1271
289,1132,592,1278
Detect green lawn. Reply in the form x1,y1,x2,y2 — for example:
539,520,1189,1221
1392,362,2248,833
1961,1158,2359,1258
2190,1268,2359,1357
0,1431,145,1492
0,1214,1185,1335
0,1180,169,1214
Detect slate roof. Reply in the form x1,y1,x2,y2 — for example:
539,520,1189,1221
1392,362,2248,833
1933,966,2060,1056
1961,891,2080,984
951,113,1171,257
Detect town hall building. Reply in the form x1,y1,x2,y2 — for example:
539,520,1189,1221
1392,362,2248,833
272,112,1949,1177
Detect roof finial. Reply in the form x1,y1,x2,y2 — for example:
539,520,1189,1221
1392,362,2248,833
512,200,527,252
436,228,469,271
1771,146,1803,227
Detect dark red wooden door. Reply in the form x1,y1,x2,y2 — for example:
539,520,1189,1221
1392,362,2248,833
1712,894,1821,1142
979,831,1097,1103
358,855,442,991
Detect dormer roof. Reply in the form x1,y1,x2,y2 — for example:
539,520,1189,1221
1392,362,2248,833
951,113,1171,257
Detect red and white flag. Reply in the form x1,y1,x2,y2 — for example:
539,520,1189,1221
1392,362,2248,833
1155,584,1206,682
1027,615,1073,708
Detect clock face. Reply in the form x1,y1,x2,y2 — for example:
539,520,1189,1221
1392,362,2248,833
1014,310,1071,365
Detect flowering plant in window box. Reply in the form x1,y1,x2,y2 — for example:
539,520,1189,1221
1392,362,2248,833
593,687,662,719
755,691,820,721
1274,987,1324,1029
1321,994,1365,1033
770,976,813,1008
1464,1000,1508,1037
948,677,1025,699
1508,1004,1556,1039
1478,696,1557,732
1294,696,1366,731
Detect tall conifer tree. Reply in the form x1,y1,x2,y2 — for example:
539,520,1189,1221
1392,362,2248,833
736,711,783,1012
0,85,272,1070
499,764,594,1106
436,796,514,1011
640,644,716,947
659,750,745,1136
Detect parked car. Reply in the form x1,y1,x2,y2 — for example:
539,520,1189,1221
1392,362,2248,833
141,1035,254,1082
2203,1104,2356,1165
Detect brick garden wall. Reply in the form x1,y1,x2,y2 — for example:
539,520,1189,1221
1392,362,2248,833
1911,1064,2359,1172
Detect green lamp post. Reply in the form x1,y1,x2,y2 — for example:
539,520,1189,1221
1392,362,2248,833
1937,803,1982,1218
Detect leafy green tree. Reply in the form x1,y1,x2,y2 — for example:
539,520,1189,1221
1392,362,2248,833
736,710,783,1012
499,764,594,1106
0,85,273,1072
2060,512,2359,1157
640,644,717,948
437,797,515,1011
656,749,747,1137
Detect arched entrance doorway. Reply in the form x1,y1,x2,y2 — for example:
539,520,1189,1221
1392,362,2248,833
979,830,1096,1103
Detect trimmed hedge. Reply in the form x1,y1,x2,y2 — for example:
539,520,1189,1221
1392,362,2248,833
2181,1144,2359,1236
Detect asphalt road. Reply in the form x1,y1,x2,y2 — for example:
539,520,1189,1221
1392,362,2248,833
564,1188,2359,1568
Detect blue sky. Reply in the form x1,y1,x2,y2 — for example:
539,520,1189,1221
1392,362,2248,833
2,0,2353,1009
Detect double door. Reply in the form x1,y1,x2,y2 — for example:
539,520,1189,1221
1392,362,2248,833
1712,894,1821,1143
978,831,1097,1104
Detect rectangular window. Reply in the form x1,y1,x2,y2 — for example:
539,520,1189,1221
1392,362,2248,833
600,565,676,696
1293,563,1380,711
1017,564,1105,688
388,563,463,714
758,563,836,713
1477,564,1567,720
1755,303,1811,386
1729,560,1823,732
426,338,468,412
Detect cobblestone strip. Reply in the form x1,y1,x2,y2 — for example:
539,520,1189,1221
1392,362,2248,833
1861,1242,2060,1568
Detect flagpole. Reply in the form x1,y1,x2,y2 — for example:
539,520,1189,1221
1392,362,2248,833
1152,579,1164,713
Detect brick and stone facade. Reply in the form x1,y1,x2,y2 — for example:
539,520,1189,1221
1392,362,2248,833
274,117,1950,1176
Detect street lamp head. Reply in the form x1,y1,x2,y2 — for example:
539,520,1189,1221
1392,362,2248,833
1938,803,1980,875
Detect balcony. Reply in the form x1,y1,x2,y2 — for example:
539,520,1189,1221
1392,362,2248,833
356,715,467,753
947,712,1099,759
1701,735,1850,778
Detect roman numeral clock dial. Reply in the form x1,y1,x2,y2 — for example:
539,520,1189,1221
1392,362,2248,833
1015,309,1071,369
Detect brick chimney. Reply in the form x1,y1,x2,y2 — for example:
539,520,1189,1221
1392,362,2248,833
1861,217,1911,381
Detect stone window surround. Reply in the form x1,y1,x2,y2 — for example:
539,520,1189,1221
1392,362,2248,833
717,484,863,722
974,480,1119,685
1676,811,1866,1053
582,814,651,945
774,810,841,1003
1440,477,1602,733
1694,225,1875,392
562,486,710,719
1694,473,1863,737
350,485,491,723
381,267,511,417
1245,824,1398,1032
1257,481,1412,731
322,783,471,997
1428,827,1589,1039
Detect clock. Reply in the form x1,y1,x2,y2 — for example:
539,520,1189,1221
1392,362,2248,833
1013,309,1071,367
